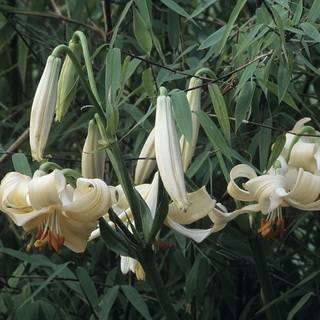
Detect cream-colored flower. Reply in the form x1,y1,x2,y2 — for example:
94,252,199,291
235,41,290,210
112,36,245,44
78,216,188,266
82,120,106,179
180,77,202,171
134,128,156,184
0,169,111,252
30,55,61,161
155,93,188,210
120,256,145,280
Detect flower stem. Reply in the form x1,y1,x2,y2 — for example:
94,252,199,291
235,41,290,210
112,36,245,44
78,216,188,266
140,248,179,320
249,237,282,320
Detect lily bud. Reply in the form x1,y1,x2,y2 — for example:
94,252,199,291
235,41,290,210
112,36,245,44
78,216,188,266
180,77,202,171
30,55,61,161
82,120,106,179
134,128,156,184
155,89,188,211
55,40,81,121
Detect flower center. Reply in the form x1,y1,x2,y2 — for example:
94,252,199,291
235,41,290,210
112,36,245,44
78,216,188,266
257,207,285,239
33,206,64,252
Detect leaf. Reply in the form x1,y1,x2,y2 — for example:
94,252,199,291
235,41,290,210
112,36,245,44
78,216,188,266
190,0,218,18
121,285,152,320
308,0,320,23
292,0,303,25
215,0,247,56
266,134,286,171
277,59,291,103
235,81,255,131
198,26,226,50
76,267,98,315
142,68,156,97
171,89,193,144
20,263,70,308
160,0,192,20
105,48,121,102
236,61,258,94
99,286,119,319
208,84,230,142
134,0,151,28
99,218,136,257
301,22,320,42
12,152,32,176
196,110,232,160
287,292,314,320
133,6,153,55
264,81,299,111
18,37,28,86
110,0,133,48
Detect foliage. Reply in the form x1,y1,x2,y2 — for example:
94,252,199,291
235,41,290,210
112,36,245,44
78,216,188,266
1,0,320,319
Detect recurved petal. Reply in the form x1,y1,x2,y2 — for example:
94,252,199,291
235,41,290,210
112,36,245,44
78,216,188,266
168,186,216,224
245,174,286,213
134,128,157,184
28,169,66,210
289,141,320,174
114,184,151,209
285,168,320,204
63,178,111,222
227,164,257,201
165,217,212,242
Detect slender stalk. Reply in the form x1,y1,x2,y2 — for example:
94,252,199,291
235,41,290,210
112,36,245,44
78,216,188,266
106,142,143,233
140,248,179,320
249,237,282,320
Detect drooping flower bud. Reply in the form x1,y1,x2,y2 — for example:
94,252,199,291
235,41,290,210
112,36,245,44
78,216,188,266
55,40,81,122
81,120,106,179
30,55,61,161
155,88,188,211
180,77,202,171
134,128,156,184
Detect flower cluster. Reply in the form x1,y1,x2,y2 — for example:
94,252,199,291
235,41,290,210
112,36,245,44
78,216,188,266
214,118,320,238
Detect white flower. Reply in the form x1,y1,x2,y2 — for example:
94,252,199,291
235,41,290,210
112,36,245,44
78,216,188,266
155,93,188,210
134,128,156,184
30,55,61,161
180,77,202,171
82,120,106,179
0,169,111,252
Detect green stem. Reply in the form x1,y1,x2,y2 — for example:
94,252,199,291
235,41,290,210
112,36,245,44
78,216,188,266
39,162,62,172
51,44,105,121
106,142,143,234
140,248,179,320
72,31,101,105
249,237,282,320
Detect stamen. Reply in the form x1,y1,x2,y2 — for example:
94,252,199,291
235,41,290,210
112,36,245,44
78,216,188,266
257,208,285,239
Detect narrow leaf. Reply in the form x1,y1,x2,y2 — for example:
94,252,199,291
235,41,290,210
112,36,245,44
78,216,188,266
12,152,32,176
99,286,119,320
266,134,286,171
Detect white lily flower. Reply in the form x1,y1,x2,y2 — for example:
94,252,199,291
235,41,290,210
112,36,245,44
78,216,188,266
134,128,156,184
120,256,145,280
155,92,188,210
30,55,61,161
180,77,202,171
82,120,106,179
0,169,111,252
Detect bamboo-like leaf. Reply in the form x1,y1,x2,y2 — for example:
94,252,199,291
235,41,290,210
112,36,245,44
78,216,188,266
12,152,32,176
266,134,286,171
208,84,230,142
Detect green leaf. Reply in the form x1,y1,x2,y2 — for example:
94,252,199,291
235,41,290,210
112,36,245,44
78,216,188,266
12,152,32,176
190,0,217,18
208,84,230,142
171,89,193,143
266,134,286,171
76,267,98,315
142,68,156,97
198,26,226,50
105,48,121,102
18,37,28,86
160,0,192,20
235,81,255,131
215,0,247,56
196,110,232,160
99,286,119,320
121,285,152,320
99,218,136,257
134,0,151,28
264,81,299,111
133,6,153,55
277,59,291,103
110,1,133,48
301,22,320,42
287,292,314,320
292,0,303,25
308,0,320,23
